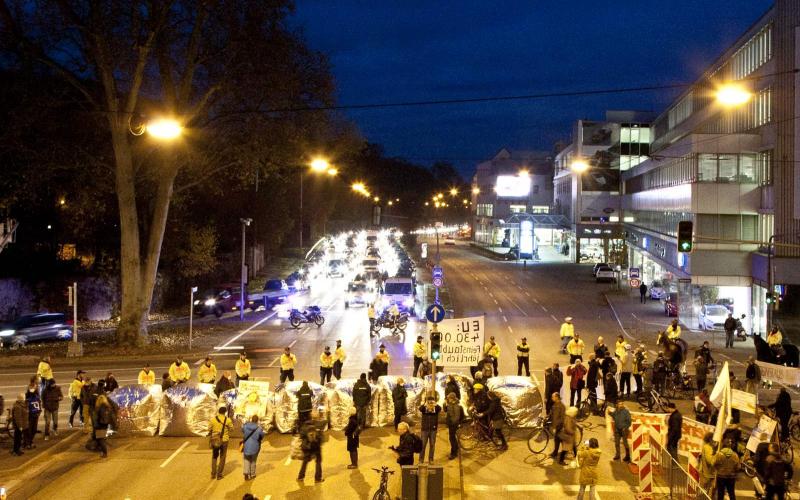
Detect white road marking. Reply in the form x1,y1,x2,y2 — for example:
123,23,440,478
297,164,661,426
269,357,280,367
524,291,531,297
283,455,292,466
160,441,190,468
502,316,508,322
493,299,499,305
289,339,298,348
541,306,548,312
488,292,494,298
497,307,503,313
507,326,513,333
550,315,559,323
218,310,278,349
213,345,244,350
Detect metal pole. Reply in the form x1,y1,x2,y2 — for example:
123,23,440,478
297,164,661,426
189,287,194,350
417,462,429,500
299,172,304,251
73,281,78,343
768,234,776,329
240,221,246,322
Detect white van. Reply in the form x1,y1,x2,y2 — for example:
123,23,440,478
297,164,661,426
381,277,415,315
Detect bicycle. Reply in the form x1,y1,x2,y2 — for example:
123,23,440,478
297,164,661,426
526,415,583,454
457,414,501,451
371,466,395,500
577,395,607,422
637,387,671,412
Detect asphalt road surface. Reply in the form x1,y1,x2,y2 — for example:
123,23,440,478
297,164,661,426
0,240,774,499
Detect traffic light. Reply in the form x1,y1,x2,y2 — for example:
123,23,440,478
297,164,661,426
677,220,693,253
430,331,442,361
766,292,775,305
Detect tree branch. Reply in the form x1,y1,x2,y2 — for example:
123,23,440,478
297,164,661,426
174,159,240,194
178,2,209,105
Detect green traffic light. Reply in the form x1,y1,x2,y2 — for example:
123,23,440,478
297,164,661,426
431,352,441,360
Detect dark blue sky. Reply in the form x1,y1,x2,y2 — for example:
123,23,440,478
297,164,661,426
292,1,773,176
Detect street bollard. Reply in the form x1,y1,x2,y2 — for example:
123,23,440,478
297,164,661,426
417,463,428,500
638,445,653,500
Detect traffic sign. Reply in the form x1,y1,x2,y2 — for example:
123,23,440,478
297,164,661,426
425,304,446,323
629,267,640,279
630,278,641,288
432,276,443,287
432,266,443,279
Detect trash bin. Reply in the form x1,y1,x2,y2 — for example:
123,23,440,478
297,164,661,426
401,464,444,500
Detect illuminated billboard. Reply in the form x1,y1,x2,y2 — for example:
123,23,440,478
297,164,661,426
520,220,534,257
494,175,531,198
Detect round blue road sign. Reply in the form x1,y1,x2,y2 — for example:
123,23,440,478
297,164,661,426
425,304,445,323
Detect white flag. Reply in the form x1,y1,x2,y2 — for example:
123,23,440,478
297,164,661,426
710,361,732,444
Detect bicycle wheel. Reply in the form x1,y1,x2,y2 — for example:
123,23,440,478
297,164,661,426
372,488,391,500
527,426,549,454
577,401,591,422
457,424,479,451
656,394,671,412
742,458,756,478
637,391,651,408
781,440,794,463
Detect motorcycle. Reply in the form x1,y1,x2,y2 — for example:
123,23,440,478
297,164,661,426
371,310,408,334
289,306,325,328
735,314,748,341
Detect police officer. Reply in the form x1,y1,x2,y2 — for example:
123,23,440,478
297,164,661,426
235,352,251,386
516,337,531,376
319,346,334,385
280,347,298,383
483,336,500,376
333,340,346,380
412,336,426,377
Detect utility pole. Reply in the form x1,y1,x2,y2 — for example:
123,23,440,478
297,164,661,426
240,218,252,321
189,286,197,349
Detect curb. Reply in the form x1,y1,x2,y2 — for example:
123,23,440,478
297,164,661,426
2,428,82,476
0,351,213,369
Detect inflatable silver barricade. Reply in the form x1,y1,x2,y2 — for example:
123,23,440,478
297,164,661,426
425,373,471,414
220,385,275,435
159,384,221,436
107,385,161,436
486,376,543,427
324,379,384,429
379,376,425,424
273,381,327,434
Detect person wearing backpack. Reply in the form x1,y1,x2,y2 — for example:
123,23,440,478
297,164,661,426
24,377,42,449
445,392,464,460
297,419,324,483
390,421,417,466
419,394,442,464
241,415,266,480
207,407,233,480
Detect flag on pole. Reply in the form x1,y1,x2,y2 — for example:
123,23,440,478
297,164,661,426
709,361,732,444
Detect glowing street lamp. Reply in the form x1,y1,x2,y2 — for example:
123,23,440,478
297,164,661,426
518,169,529,177
310,157,331,172
472,187,480,195
373,196,380,203
716,84,752,107
571,160,590,173
388,201,394,206
449,188,458,196
147,118,182,140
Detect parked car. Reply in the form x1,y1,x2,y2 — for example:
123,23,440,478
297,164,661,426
194,284,255,317
444,237,456,246
595,266,616,283
259,279,293,308
715,298,734,313
592,262,609,277
327,259,346,278
699,304,729,331
664,292,679,317
0,313,72,347
649,281,667,300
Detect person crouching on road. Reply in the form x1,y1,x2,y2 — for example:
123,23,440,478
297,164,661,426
390,422,416,466
198,357,217,384
577,438,602,500
242,414,266,481
169,356,191,384
344,407,360,469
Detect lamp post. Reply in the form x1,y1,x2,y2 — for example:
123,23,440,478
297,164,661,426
767,233,784,329
240,218,252,321
570,158,589,264
300,158,337,251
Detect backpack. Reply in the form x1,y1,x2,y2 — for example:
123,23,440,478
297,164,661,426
608,359,618,375
411,433,423,453
302,426,322,451
27,397,41,415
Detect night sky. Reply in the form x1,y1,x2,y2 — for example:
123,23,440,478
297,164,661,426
292,1,773,176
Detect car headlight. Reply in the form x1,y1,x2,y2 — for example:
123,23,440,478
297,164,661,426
0,329,15,337
204,298,216,306
403,298,414,307
193,300,200,305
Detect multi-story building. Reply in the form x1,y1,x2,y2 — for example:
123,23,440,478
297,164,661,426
553,111,653,264
621,0,800,336
471,149,557,255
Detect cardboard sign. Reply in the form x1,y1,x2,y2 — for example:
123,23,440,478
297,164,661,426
430,315,485,367
731,388,758,414
747,415,777,453
755,361,800,386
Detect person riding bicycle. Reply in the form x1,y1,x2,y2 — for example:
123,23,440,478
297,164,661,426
665,319,681,340
652,352,668,394
477,391,507,451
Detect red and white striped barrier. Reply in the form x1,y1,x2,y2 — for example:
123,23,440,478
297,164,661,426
687,451,700,498
637,444,653,499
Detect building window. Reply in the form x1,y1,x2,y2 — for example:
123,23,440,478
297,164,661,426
530,206,549,213
668,92,693,129
476,203,493,217
698,154,717,182
757,150,773,185
732,24,772,80
509,205,526,213
718,156,737,183
739,154,757,183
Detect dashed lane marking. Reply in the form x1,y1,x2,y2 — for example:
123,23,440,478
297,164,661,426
160,441,190,468
502,316,508,322
524,291,531,297
541,306,548,312
283,455,292,466
493,299,499,305
498,307,503,313
488,292,494,298
550,315,559,323
507,326,513,333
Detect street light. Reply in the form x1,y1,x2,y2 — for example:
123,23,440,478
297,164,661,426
449,188,458,196
373,196,380,203
239,218,252,322
146,118,182,140
310,157,331,173
518,169,529,177
472,187,480,195
570,160,590,173
300,158,338,250
716,84,752,107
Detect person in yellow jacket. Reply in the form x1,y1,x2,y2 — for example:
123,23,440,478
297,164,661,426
198,356,217,384
37,355,54,394
169,356,191,383
412,335,426,377
666,319,681,340
614,335,627,359
367,304,377,337
319,346,334,385
567,333,586,363
333,339,346,380
484,336,500,376
235,352,251,385
376,344,391,364
560,317,575,354
138,363,156,385
207,407,234,480
68,370,85,428
516,337,531,376
767,325,783,346
280,347,298,384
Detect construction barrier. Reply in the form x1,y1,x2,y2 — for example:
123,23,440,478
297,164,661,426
637,445,653,499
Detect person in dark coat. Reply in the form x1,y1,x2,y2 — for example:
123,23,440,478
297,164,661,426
24,378,42,448
344,408,360,469
296,381,314,429
353,373,372,429
586,354,600,408
392,377,408,430
764,443,793,499
11,393,28,456
666,403,682,460
639,282,648,303
79,376,97,435
390,422,416,466
445,375,461,402
42,378,63,440
593,337,610,361
161,373,174,392
544,363,563,414
214,371,235,397
603,372,618,405
769,388,793,441
445,392,464,460
419,395,442,463
297,419,324,483
104,372,119,393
